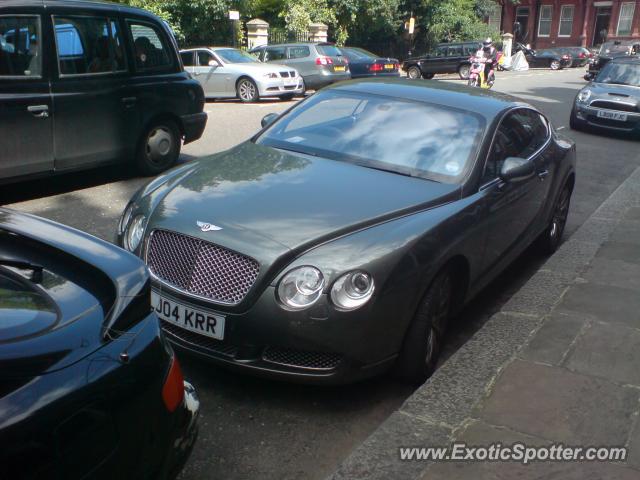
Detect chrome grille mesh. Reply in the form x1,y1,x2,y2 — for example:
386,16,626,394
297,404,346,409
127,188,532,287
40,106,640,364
147,230,260,305
262,347,342,370
590,100,638,113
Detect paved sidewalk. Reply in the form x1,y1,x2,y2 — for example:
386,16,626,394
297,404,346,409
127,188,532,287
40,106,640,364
331,168,640,480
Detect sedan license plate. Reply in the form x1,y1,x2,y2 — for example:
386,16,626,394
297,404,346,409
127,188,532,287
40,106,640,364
152,290,225,340
333,65,346,72
384,64,395,70
597,110,628,122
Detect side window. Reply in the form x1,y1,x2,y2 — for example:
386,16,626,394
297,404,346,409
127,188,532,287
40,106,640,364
434,46,447,57
54,16,125,75
482,110,544,183
463,44,478,56
448,45,463,57
0,16,41,77
288,46,310,59
197,50,214,66
128,21,172,71
180,51,194,66
265,46,286,61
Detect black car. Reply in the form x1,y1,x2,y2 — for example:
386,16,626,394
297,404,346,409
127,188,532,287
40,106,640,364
402,41,480,80
0,208,199,479
555,46,593,67
515,43,572,69
117,79,576,385
585,40,640,80
339,47,399,78
0,0,207,183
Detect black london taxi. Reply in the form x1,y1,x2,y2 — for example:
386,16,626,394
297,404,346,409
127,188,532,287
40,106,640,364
0,0,207,183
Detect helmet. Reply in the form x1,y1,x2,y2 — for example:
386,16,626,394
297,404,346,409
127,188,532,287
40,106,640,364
482,37,493,47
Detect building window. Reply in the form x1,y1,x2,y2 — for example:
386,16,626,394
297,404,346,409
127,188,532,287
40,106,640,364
488,4,502,31
617,2,636,36
538,5,553,37
558,5,574,37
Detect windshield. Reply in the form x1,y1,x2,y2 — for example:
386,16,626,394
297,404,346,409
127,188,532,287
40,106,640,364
255,90,485,183
600,42,632,56
316,45,342,57
216,49,258,64
596,62,640,86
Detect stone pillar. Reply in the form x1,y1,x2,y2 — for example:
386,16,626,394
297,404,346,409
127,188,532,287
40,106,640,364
247,18,269,50
502,32,514,57
308,22,328,43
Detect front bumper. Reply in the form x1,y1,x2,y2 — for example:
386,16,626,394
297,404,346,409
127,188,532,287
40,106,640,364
574,103,640,133
152,282,402,385
181,112,208,144
257,77,305,97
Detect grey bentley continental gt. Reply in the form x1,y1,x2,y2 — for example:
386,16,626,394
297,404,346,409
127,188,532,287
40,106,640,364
117,79,576,385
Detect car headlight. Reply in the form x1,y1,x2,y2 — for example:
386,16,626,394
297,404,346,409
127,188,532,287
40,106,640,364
330,271,375,310
125,214,146,252
118,202,135,235
578,89,592,103
277,266,325,310
264,72,278,79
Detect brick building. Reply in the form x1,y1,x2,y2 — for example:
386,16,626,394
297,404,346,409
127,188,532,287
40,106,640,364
493,0,640,48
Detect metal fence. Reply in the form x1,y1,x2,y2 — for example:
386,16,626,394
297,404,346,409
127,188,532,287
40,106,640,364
268,27,310,44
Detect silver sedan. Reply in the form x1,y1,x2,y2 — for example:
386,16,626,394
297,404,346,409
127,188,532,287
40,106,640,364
180,47,304,102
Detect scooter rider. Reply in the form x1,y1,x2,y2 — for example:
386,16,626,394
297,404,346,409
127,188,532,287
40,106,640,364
481,38,497,85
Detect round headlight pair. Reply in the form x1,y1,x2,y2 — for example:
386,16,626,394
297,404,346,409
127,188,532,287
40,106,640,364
277,267,374,311
577,89,591,103
124,214,147,252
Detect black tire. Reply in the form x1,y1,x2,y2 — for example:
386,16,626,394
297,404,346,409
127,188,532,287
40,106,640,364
423,72,435,79
407,65,422,79
279,93,295,101
550,59,561,70
458,64,471,80
468,76,479,87
393,269,454,384
236,77,259,102
135,119,181,176
536,185,571,255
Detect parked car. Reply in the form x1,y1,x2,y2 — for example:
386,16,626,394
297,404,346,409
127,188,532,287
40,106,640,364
554,46,593,67
250,42,350,90
0,0,207,183
402,41,480,80
571,56,640,136
117,79,576,385
515,43,572,69
339,47,399,78
585,40,640,80
180,47,303,102
0,208,199,479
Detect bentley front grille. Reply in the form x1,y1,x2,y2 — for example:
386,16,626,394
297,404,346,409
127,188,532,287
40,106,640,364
262,347,343,370
147,230,260,305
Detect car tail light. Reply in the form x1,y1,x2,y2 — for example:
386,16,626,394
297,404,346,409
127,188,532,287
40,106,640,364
394,63,400,70
579,52,585,58
562,54,570,59
369,63,384,72
162,355,184,413
316,56,333,65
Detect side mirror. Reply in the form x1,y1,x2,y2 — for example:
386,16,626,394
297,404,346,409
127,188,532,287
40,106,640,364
499,157,536,182
261,113,279,128
208,59,220,67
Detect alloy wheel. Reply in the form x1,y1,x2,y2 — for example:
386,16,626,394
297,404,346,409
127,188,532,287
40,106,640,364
550,60,560,70
425,273,452,367
238,79,257,102
550,188,570,242
407,66,421,79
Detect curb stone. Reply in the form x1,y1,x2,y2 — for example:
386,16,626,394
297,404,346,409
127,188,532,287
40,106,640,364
329,166,640,480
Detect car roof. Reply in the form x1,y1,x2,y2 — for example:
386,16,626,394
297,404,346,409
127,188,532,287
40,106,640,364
1,0,155,17
325,78,529,119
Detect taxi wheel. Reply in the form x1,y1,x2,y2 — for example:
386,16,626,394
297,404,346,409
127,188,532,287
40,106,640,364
136,120,181,176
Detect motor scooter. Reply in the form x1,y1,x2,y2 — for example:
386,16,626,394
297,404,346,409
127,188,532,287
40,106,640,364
468,54,494,89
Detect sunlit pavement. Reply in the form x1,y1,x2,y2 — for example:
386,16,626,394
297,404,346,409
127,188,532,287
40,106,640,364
2,69,639,480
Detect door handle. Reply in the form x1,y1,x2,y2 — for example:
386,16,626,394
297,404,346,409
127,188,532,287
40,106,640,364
538,169,549,180
27,105,49,118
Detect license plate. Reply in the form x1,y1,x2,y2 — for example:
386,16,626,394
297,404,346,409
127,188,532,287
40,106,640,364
384,64,395,70
597,110,627,122
333,65,346,72
284,78,296,85
152,290,225,340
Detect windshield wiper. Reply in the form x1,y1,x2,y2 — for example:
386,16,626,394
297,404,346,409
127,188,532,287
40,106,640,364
0,258,43,283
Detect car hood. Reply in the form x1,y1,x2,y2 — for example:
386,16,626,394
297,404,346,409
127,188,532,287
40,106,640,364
147,142,459,265
589,82,640,101
232,62,296,74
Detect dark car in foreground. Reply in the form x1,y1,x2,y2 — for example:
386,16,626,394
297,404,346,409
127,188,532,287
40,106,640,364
402,41,479,79
0,209,198,479
0,0,207,184
571,56,640,136
339,47,399,78
117,79,576,385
